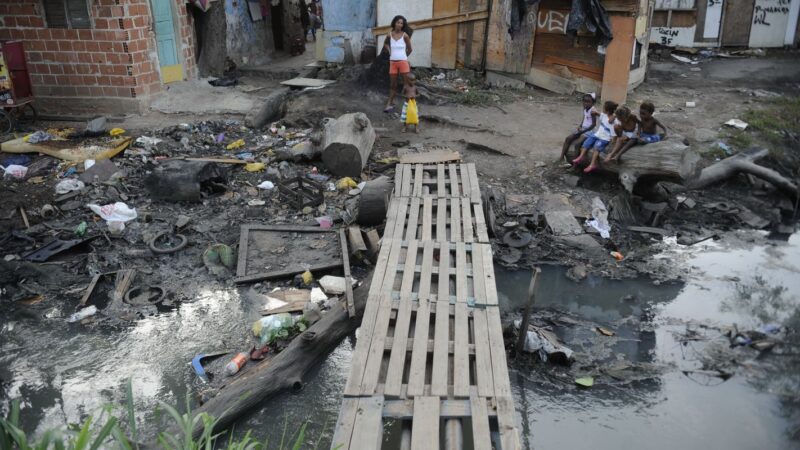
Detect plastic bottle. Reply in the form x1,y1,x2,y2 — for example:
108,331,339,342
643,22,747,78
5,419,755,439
66,305,98,323
225,352,248,376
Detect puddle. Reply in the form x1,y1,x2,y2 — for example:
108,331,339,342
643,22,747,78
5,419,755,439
2,232,798,449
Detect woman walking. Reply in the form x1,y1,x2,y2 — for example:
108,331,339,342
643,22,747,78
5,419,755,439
382,15,413,112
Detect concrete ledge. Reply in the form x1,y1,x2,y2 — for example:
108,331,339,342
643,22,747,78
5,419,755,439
35,96,146,116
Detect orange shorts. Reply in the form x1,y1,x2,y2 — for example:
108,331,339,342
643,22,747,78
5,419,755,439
389,60,410,75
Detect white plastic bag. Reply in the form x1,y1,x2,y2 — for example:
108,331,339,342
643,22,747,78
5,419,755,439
257,181,275,190
87,202,137,233
1,164,28,179
587,197,610,239
55,179,86,194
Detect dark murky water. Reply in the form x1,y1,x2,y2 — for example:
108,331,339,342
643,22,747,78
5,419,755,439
2,232,799,449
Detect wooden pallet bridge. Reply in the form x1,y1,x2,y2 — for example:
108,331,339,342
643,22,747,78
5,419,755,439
332,163,520,449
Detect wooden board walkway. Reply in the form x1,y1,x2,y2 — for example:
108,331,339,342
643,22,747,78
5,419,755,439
332,163,520,449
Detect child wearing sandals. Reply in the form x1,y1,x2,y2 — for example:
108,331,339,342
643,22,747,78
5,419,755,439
559,93,598,164
608,101,668,161
604,106,639,162
572,100,618,173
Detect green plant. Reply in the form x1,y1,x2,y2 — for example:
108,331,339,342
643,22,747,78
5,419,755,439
1,380,318,450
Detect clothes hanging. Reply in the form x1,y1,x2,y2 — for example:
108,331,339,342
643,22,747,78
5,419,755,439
566,0,614,45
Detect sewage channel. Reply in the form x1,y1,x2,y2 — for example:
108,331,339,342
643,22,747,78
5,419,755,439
1,231,798,449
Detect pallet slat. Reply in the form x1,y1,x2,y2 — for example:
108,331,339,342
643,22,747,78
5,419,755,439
411,397,440,450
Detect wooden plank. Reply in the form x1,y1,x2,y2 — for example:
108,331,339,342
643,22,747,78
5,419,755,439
395,164,404,196
401,164,413,197
408,241,435,397
412,164,424,197
526,65,576,95
470,395,493,450
487,307,511,397
432,1,459,69
280,77,336,87
467,163,480,203
600,15,636,104
411,397,440,450
543,55,603,75
340,229,356,318
448,163,459,197
473,198,489,242
347,226,368,252
407,197,421,241
486,0,537,73
391,197,411,241
453,302,470,397
437,164,446,198
436,198,447,242
385,240,419,396
472,308,494,396
350,396,385,449
455,242,467,303
236,225,251,277
373,9,489,35
480,244,498,306
462,199,474,243
399,148,462,164
331,397,359,449
260,299,306,316
383,398,487,418
361,296,394,395
451,197,461,242
422,197,433,241
431,245,451,397
460,163,472,200
544,210,583,236
496,396,520,450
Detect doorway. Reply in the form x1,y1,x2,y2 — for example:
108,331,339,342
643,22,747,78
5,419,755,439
721,0,755,46
150,0,183,83
271,1,284,51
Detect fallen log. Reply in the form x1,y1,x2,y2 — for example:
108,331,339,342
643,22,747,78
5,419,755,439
321,112,375,177
190,273,372,437
598,137,701,192
687,147,798,199
246,87,290,129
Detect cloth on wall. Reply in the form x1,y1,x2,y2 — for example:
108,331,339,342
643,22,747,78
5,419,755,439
566,0,613,45
192,0,217,12
510,0,542,34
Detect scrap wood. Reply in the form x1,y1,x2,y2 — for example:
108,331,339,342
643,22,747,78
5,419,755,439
339,229,356,318
0,136,132,162
267,289,311,303
347,226,368,253
261,300,307,316
372,9,489,34
398,148,462,164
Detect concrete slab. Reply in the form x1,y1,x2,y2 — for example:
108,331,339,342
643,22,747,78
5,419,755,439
150,79,266,115
544,210,583,236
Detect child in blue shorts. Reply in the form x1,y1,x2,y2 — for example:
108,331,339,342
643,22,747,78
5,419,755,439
613,100,668,160
572,100,618,173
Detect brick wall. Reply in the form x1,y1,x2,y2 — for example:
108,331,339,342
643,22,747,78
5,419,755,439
0,0,197,114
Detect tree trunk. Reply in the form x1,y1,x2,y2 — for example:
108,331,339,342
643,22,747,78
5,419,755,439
191,273,373,438
196,2,227,78
282,0,305,48
599,138,701,192
321,113,376,177
688,147,798,199
246,87,290,129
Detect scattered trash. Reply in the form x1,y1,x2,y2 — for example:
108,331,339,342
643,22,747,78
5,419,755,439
503,230,532,248
227,139,245,150
724,119,748,130
610,251,624,261
25,131,56,144
245,162,265,172
191,351,229,382
574,376,594,388
278,177,325,209
86,116,107,134
123,286,165,306
149,231,188,254
40,204,57,220
87,202,137,233
335,177,357,190
74,221,87,237
257,181,275,190
203,244,235,276
22,236,99,262
109,127,126,136
516,320,574,364
67,305,98,323
248,199,266,206
596,326,615,336
716,141,732,155
301,270,313,285
586,197,610,239
1,164,28,179
252,313,296,345
319,275,355,295
685,101,696,108
310,287,328,303
225,352,249,376
55,179,85,194
209,77,238,87
315,216,333,229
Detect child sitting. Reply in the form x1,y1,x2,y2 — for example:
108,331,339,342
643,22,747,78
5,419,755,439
604,105,639,162
559,93,598,164
572,100,618,173
400,74,420,133
612,101,668,159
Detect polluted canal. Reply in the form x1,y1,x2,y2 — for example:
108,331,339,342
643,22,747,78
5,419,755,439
2,229,798,448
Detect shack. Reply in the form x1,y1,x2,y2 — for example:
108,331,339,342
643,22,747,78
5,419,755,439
649,0,800,48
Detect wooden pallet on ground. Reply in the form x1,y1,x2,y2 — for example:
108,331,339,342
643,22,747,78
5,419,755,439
394,163,481,203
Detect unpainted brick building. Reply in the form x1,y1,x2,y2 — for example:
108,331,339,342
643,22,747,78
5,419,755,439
0,0,197,115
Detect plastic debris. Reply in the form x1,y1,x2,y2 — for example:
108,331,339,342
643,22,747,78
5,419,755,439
24,130,56,143
135,136,163,146
586,197,610,239
336,177,357,190
319,275,356,295
257,181,275,190
310,287,328,303
74,221,87,237
516,320,574,364
109,127,126,136
87,202,137,233
225,352,248,376
575,376,594,388
244,162,265,172
252,313,296,345
67,306,97,323
315,216,333,229
248,199,266,206
84,159,96,170
301,270,313,285
724,119,748,130
610,251,624,261
227,139,245,150
1,164,28,179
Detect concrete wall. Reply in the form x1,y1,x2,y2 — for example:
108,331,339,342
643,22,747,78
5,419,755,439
225,0,274,66
0,0,197,114
322,0,376,31
377,0,433,67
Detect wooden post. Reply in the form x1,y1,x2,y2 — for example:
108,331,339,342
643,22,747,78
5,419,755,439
600,15,636,104
515,267,541,354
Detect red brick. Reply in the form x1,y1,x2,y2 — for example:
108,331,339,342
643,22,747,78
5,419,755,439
63,65,75,75
0,30,12,41
96,75,111,86
90,87,104,96
42,75,57,85
85,41,99,52
22,29,37,40
27,52,42,62
82,75,97,84
4,17,17,28
55,75,68,85
29,17,44,28
44,41,58,51
64,30,79,40
102,86,116,96
95,18,109,29
76,86,91,97
58,41,73,52
16,17,31,27
37,29,51,40
49,64,63,75
28,41,46,51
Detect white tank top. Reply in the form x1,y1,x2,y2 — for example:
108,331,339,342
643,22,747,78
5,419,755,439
581,106,597,129
389,33,408,61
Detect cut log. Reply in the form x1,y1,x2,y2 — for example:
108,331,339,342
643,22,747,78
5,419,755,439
599,137,701,192
247,87,290,129
190,273,373,438
688,147,798,199
321,112,376,177
356,176,393,226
